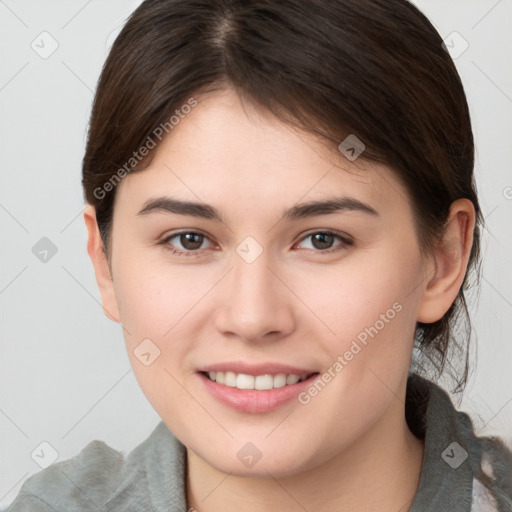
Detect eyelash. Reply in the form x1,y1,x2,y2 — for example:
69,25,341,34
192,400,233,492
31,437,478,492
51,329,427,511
159,230,353,257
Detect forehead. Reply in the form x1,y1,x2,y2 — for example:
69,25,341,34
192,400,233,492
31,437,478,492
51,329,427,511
114,88,412,221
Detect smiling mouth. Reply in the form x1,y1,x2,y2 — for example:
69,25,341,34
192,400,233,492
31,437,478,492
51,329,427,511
200,371,319,391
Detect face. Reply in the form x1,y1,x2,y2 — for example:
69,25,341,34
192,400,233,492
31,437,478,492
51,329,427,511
96,87,433,476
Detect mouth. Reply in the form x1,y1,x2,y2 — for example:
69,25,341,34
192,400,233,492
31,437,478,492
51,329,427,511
197,367,321,414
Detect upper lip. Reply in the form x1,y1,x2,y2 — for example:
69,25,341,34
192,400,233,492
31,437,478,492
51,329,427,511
198,362,318,376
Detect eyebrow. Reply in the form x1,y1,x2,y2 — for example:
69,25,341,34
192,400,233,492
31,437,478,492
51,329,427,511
137,196,379,222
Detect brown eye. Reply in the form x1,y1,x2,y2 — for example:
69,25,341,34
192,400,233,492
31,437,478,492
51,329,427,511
178,233,204,250
311,233,335,250
296,231,353,253
161,231,213,255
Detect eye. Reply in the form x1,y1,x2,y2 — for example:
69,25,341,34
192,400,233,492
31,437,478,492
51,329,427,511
160,231,214,256
295,231,353,254
159,229,353,257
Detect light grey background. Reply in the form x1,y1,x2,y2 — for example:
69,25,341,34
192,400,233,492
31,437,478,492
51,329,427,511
0,0,511,508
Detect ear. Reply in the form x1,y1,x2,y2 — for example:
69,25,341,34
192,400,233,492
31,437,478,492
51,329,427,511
83,204,121,323
417,198,476,323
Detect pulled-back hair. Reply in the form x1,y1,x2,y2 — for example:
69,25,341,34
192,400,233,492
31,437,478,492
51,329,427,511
82,0,482,394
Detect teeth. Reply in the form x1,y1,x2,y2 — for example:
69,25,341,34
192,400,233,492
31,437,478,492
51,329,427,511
273,373,287,388
287,374,300,385
255,374,274,390
236,373,255,389
206,371,310,390
225,371,237,387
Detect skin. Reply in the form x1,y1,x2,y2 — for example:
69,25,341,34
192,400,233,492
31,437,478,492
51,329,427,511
84,86,476,511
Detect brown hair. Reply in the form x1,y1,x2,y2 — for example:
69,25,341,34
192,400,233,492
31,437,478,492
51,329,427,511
82,0,481,394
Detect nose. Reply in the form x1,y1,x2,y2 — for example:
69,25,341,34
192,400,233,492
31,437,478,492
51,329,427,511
213,247,296,343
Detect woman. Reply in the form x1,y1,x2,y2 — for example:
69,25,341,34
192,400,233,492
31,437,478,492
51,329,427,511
6,0,512,510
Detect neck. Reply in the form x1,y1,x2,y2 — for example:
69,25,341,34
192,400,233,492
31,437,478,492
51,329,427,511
186,391,425,512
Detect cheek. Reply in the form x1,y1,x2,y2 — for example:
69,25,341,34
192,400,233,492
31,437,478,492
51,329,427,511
292,245,422,424
111,258,204,421
113,253,208,341
291,246,422,348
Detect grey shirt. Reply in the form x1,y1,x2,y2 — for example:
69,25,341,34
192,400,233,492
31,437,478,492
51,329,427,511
4,374,510,511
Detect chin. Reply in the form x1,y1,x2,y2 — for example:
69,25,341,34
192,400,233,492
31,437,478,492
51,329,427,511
195,441,316,479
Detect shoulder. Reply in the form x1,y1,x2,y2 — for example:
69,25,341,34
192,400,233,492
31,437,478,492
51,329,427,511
4,421,187,512
4,439,125,511
406,374,512,511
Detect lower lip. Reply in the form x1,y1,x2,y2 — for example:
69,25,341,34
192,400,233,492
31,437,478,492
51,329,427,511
198,372,319,414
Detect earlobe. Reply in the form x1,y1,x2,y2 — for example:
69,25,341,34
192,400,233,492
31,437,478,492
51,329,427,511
83,204,121,323
417,199,476,324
